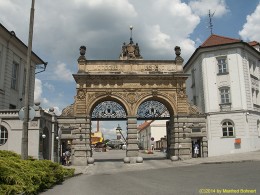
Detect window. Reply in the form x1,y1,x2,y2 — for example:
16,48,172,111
11,62,19,89
249,59,256,75
256,90,259,105
9,104,16,109
220,88,230,104
191,69,195,87
23,70,26,94
193,96,197,105
222,121,234,137
192,128,201,133
252,89,256,104
0,126,8,145
217,57,228,74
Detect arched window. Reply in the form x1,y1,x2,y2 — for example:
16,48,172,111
222,121,234,137
0,126,8,145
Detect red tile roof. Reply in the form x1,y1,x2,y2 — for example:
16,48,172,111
201,34,242,47
137,120,153,131
248,41,259,47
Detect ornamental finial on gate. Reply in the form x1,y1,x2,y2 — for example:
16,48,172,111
174,46,184,63
78,45,86,61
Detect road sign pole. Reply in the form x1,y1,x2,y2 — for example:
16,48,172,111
21,0,35,160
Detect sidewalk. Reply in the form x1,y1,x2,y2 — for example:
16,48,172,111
67,150,260,175
180,150,260,165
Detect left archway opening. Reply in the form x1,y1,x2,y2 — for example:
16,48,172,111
90,100,127,162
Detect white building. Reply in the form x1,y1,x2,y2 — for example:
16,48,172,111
0,23,46,109
137,120,167,150
184,34,260,156
0,23,57,161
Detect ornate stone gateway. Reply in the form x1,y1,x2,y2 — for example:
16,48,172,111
61,31,206,165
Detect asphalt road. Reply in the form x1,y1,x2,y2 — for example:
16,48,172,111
41,161,260,195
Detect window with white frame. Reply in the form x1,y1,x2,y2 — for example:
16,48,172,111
0,126,8,145
11,62,19,89
249,59,256,76
252,88,256,104
222,121,234,137
217,57,228,74
256,90,259,105
220,87,230,104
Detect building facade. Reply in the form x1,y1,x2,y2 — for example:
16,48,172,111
137,120,167,150
0,105,59,161
0,23,57,161
184,34,260,156
0,23,46,109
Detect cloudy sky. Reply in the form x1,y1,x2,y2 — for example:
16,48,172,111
1,0,260,139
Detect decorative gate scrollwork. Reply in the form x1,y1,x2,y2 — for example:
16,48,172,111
137,100,170,119
91,101,126,120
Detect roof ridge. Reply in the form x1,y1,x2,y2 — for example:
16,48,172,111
201,34,241,48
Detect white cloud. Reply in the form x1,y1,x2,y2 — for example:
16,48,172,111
34,78,42,102
53,106,62,116
189,0,229,17
149,25,171,51
179,39,197,60
43,82,55,92
42,98,49,105
239,2,260,41
54,63,74,82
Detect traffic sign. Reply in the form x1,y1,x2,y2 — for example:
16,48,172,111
18,106,36,121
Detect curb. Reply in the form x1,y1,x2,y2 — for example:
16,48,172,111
64,172,83,180
200,159,256,165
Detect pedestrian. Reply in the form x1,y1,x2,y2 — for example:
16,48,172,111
194,143,199,158
65,149,71,166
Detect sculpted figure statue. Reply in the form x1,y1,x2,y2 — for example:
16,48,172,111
135,43,140,57
122,42,127,56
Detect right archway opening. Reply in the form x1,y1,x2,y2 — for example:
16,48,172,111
136,99,174,160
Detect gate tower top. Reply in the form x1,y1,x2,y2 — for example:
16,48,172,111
119,26,143,60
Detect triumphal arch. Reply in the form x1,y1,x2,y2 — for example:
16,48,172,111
60,33,207,165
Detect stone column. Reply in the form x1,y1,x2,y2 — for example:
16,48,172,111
202,137,208,157
85,116,92,158
167,117,175,158
71,117,91,166
126,116,139,161
176,116,192,160
170,116,192,160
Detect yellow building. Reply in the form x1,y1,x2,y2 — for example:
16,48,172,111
91,121,104,145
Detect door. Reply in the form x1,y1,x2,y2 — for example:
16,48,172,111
192,138,202,158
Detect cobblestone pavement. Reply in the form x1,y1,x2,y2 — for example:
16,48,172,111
66,149,260,175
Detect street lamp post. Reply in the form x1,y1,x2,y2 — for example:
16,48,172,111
21,0,35,160
56,127,61,163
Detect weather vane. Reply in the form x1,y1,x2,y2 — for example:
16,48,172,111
208,10,215,35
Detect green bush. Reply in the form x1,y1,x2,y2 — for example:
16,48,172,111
0,150,75,195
